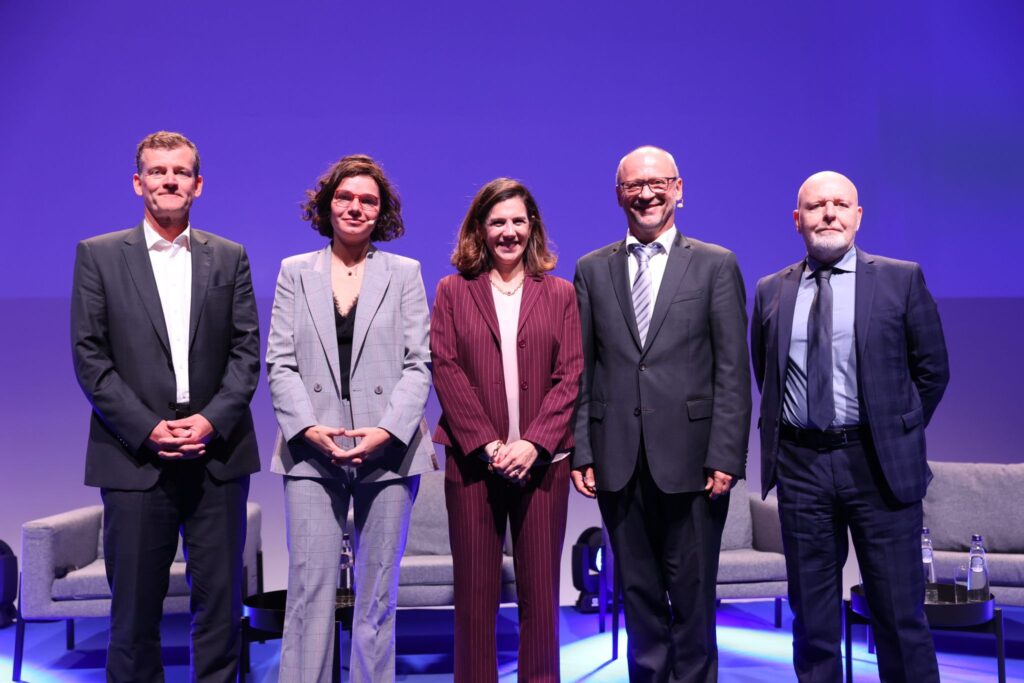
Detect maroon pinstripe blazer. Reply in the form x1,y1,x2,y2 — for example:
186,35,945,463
431,272,583,459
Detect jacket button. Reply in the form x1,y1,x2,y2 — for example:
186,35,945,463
639,363,647,372
313,383,322,392
518,339,526,348
374,385,384,395
634,408,641,416
520,381,528,391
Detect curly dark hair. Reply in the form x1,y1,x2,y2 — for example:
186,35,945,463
301,154,404,241
451,178,556,277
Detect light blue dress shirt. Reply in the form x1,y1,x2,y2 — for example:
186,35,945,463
783,246,860,428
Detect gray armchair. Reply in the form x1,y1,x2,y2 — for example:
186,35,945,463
13,502,262,681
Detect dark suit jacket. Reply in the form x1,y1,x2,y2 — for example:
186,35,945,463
431,272,583,458
573,232,751,494
751,248,949,504
71,224,261,490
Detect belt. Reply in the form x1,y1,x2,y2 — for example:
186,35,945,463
780,423,867,452
169,402,191,420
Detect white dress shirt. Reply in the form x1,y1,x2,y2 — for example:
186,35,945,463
626,225,677,306
144,221,192,403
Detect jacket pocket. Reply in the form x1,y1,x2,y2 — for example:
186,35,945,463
901,406,923,430
589,400,606,422
671,289,704,303
687,399,713,420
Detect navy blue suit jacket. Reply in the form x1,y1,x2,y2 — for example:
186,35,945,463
751,248,949,504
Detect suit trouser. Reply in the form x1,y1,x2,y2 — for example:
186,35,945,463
101,462,249,683
776,438,939,683
597,449,728,683
279,471,418,683
445,450,570,683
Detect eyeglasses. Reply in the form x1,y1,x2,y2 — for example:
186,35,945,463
333,191,381,212
617,176,679,196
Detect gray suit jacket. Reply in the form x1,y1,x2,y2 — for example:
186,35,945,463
71,224,261,490
573,231,751,493
266,245,437,482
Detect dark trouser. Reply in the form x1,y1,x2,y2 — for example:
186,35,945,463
598,450,728,683
445,450,570,683
101,461,249,683
776,438,939,683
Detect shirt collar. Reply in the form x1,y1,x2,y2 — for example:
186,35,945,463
143,220,191,251
626,224,677,255
806,245,857,276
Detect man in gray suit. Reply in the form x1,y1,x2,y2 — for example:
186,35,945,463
71,131,260,682
573,146,751,682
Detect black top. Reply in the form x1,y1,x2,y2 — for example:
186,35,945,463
334,297,358,400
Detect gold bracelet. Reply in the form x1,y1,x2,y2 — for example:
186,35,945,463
489,440,504,462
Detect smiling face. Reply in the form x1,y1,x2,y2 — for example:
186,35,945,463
484,196,531,272
616,147,682,241
133,146,202,227
329,174,381,248
794,171,863,263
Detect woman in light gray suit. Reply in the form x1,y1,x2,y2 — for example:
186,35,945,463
267,155,437,682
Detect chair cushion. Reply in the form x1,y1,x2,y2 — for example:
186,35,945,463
52,559,190,601
717,549,788,583
933,550,1024,587
923,462,1024,553
399,554,515,587
720,479,753,551
405,471,452,556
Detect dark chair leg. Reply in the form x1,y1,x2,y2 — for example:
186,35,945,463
13,616,25,682
66,619,75,650
611,563,620,661
995,607,1006,683
256,551,264,596
866,624,875,654
774,597,782,628
332,620,342,683
844,601,852,683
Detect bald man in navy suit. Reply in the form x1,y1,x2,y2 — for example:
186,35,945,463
751,171,949,682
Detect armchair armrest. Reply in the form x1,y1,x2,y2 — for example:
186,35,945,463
20,505,103,617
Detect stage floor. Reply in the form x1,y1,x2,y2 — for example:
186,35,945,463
3,600,1022,681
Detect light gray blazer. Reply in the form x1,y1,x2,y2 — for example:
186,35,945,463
266,244,438,482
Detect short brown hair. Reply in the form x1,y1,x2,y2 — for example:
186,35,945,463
301,155,404,242
136,131,200,175
451,178,556,277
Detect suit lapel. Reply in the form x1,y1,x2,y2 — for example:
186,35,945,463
643,232,693,353
517,274,543,335
467,274,501,343
121,225,171,357
854,248,876,362
775,262,803,383
188,229,212,350
608,242,642,350
352,247,392,369
299,246,341,393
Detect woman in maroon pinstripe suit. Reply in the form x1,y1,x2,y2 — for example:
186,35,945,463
431,178,583,683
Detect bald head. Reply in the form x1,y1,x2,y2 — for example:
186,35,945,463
794,170,863,264
796,171,858,208
616,146,679,184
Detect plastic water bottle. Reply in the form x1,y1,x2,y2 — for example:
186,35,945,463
966,533,990,602
921,527,938,602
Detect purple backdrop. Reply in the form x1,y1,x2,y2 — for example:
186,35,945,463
2,0,1021,600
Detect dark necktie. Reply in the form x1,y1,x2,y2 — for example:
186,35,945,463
807,267,835,429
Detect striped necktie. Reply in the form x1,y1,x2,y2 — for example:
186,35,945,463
630,242,662,346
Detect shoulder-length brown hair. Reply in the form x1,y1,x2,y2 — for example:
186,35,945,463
301,154,404,242
451,178,556,277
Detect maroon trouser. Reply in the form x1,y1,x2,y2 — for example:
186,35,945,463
445,450,570,683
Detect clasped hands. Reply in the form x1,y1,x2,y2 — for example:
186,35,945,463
482,439,538,485
302,424,392,467
147,414,215,460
